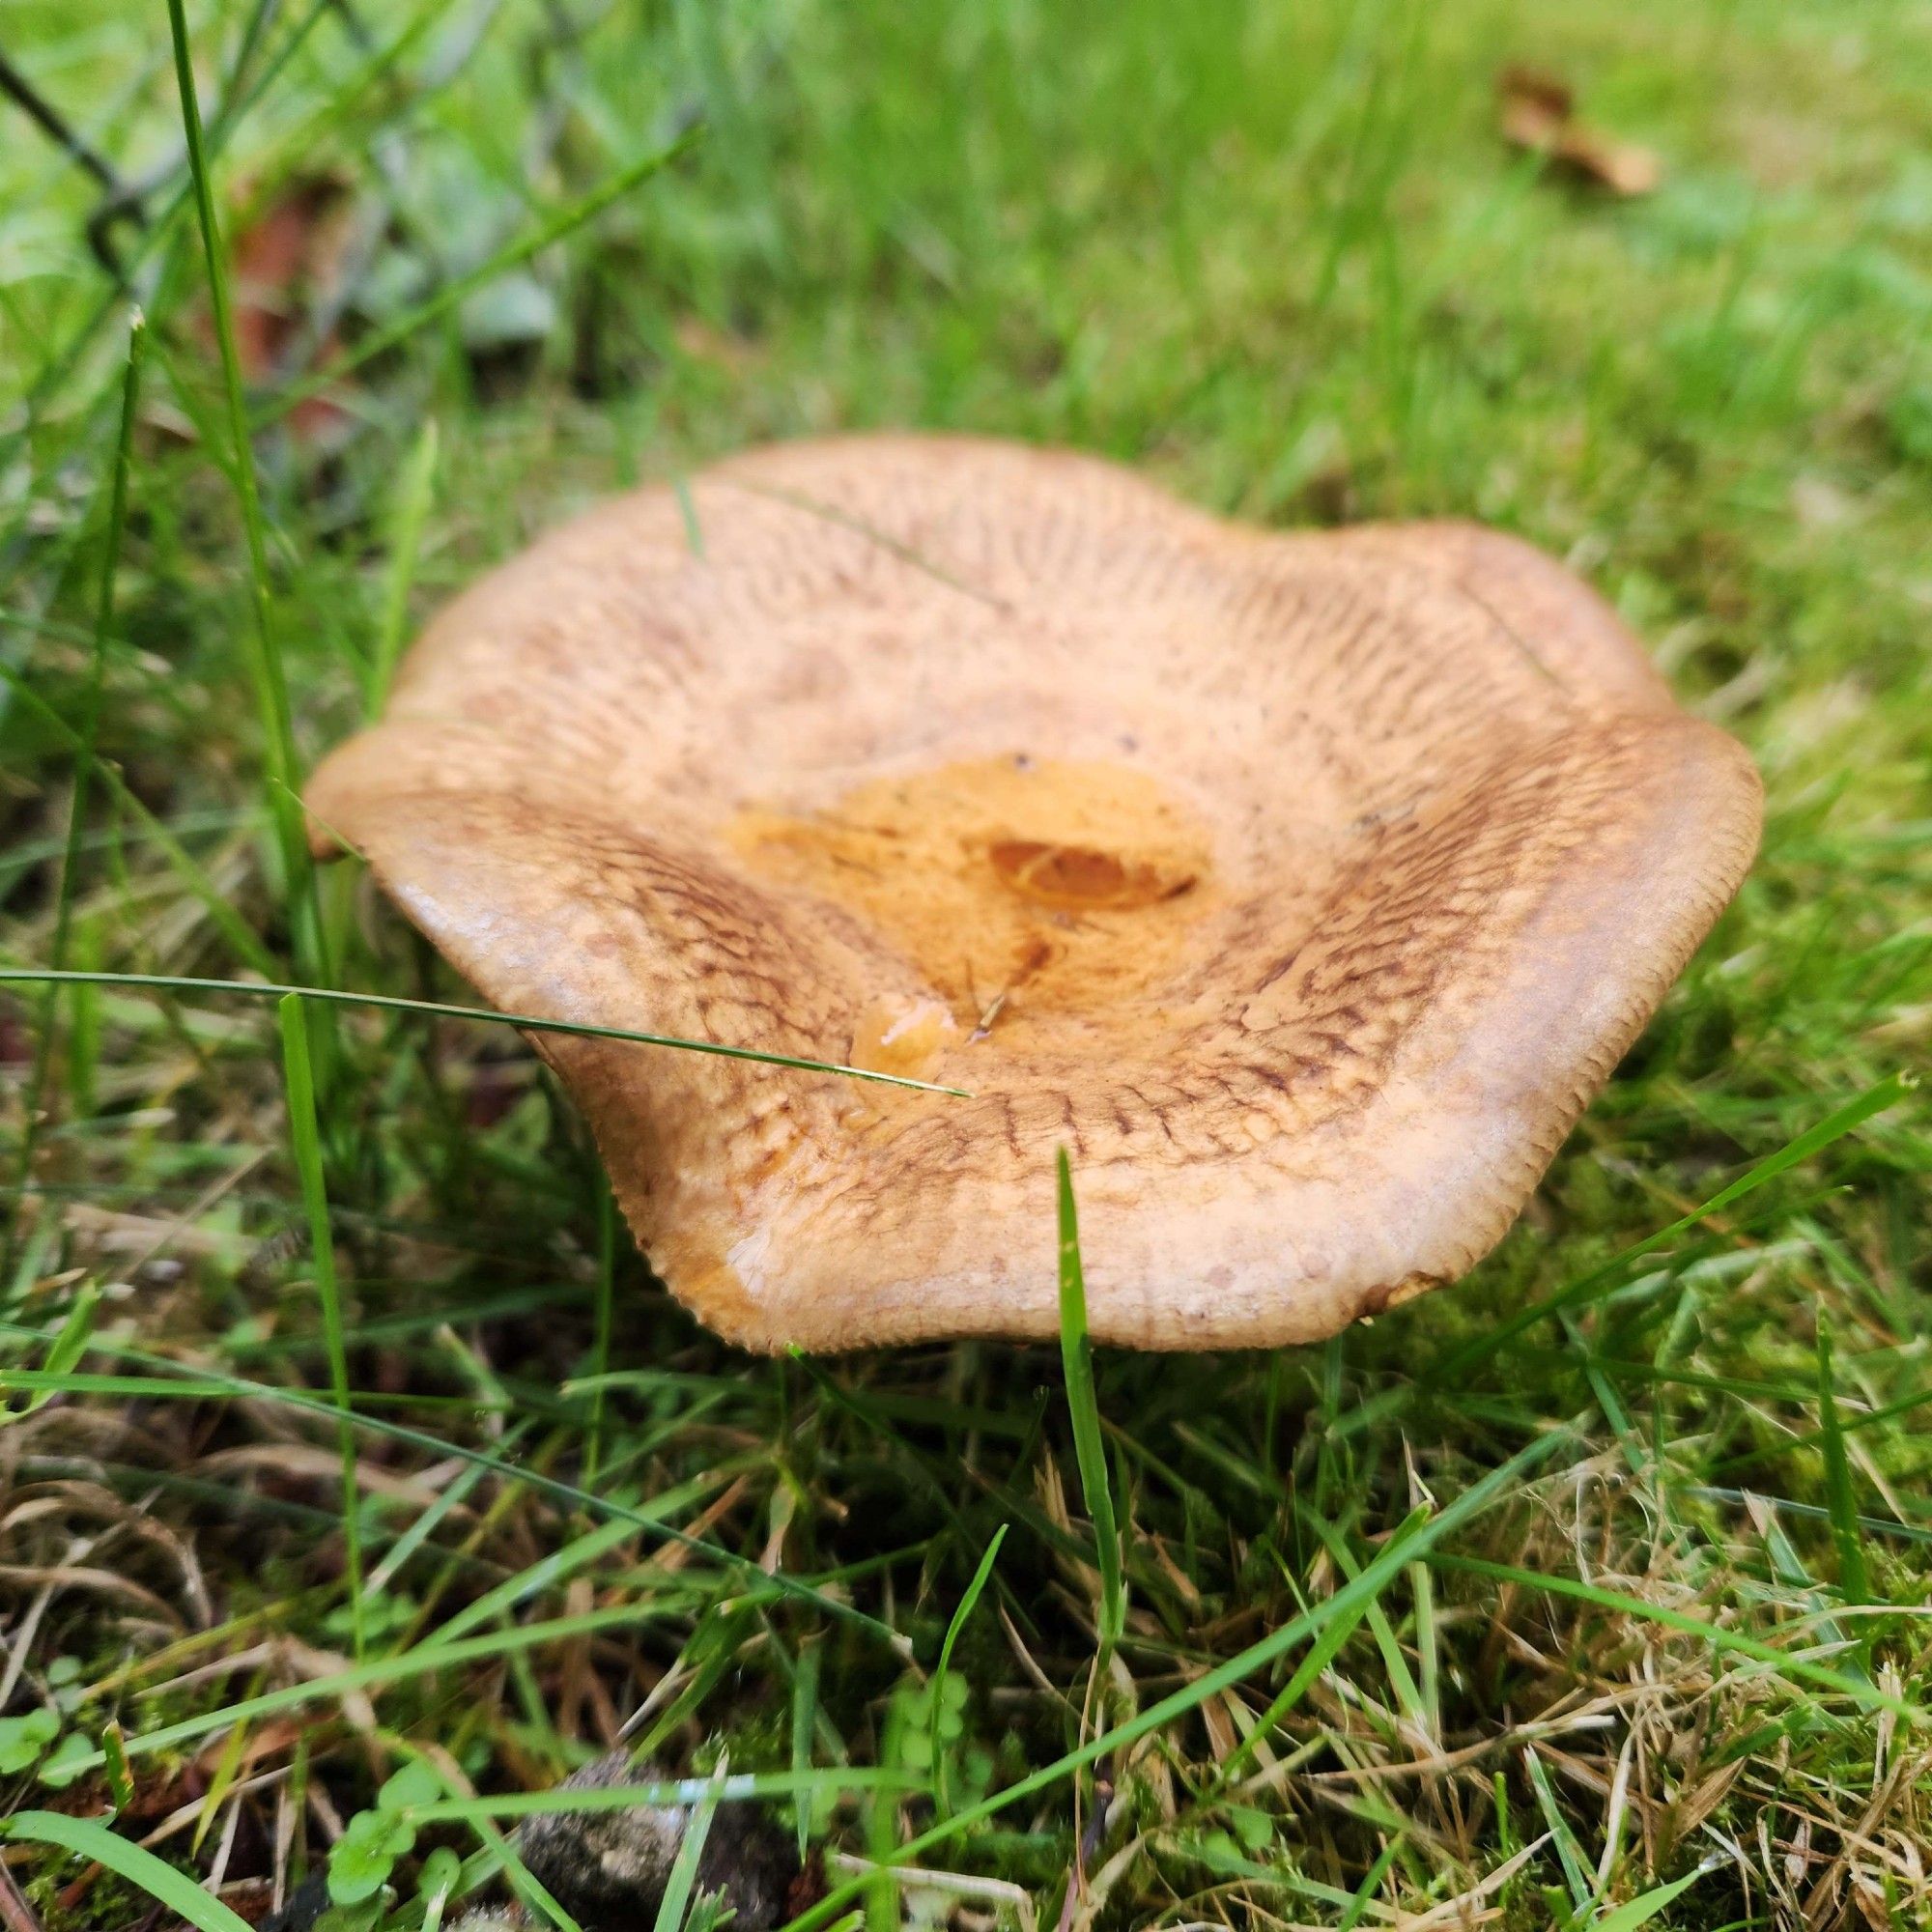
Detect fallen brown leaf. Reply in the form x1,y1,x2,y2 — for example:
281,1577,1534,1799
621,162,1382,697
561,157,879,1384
1498,63,1662,198
1499,63,1575,126
229,173,357,444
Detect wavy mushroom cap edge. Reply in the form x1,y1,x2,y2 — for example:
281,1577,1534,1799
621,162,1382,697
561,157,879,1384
306,435,1763,1351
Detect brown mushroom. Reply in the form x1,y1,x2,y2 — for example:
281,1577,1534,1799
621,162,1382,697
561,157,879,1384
306,436,1761,1350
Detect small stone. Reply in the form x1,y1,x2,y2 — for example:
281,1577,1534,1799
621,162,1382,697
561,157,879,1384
258,1871,329,1932
516,1753,800,1932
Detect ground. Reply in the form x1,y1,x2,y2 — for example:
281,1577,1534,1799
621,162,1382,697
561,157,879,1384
2,1,1930,1928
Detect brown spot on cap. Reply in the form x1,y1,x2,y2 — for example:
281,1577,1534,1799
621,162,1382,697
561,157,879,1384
306,436,1761,1351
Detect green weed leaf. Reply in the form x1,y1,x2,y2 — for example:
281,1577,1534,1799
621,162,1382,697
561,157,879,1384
37,1730,97,1790
0,1710,59,1774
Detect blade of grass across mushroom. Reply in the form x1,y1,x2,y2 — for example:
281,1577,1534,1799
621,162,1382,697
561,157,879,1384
0,972,973,1095
13,307,144,1237
779,1424,1579,1932
718,477,1012,611
165,0,330,996
1331,1069,1917,1442
0,1323,900,1640
253,124,702,432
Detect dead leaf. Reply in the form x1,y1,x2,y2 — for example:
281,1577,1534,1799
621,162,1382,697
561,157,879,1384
1498,64,1662,198
1499,63,1575,126
1200,1690,1239,1763
229,174,357,444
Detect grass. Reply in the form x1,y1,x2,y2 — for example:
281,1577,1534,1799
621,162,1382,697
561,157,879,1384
162,0,325,996
2,0,1930,1928
276,990,362,1661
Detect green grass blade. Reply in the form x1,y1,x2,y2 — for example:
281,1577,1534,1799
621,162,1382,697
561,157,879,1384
931,1522,1006,1814
1056,1149,1122,1654
428,1476,717,1646
100,1720,134,1811
1296,1505,1428,1735
1410,1553,1439,1744
0,1372,258,1401
15,309,145,1209
652,1756,726,1932
163,0,329,987
1,0,330,440
1460,1074,1911,1371
277,992,363,1659
1686,1486,1932,1551
23,1284,99,1413
368,417,440,716
1587,1865,1711,1932
0,969,971,1095
420,1846,463,1932
366,1419,518,1597
1336,1838,1404,1932
867,1694,909,1932
53,1605,685,1778
791,1639,821,1861
585,1184,618,1489
1521,1743,1593,1914
4,1811,253,1932
1815,1314,1873,1608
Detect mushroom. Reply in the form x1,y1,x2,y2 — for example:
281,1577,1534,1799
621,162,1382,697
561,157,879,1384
306,437,1761,1350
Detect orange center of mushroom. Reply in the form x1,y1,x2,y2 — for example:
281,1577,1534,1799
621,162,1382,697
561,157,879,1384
727,754,1218,1063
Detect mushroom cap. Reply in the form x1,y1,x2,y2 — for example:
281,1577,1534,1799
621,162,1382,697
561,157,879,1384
307,436,1761,1351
